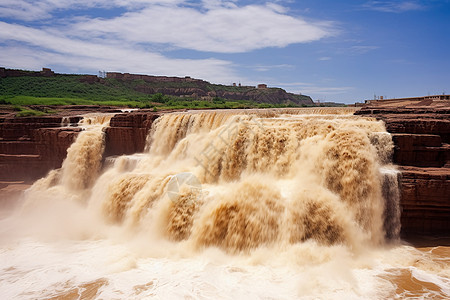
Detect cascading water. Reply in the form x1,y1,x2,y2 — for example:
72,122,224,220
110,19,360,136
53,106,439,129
29,110,400,246
24,114,113,203
1,109,448,299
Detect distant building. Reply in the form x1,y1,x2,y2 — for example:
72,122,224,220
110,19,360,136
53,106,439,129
426,94,450,100
364,94,450,104
257,84,267,89
98,70,106,78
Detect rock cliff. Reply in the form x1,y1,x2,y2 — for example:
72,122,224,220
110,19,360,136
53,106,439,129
0,106,121,182
106,72,314,105
0,116,81,181
104,112,160,157
355,99,450,235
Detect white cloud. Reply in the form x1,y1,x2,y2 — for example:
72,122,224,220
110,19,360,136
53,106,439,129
298,86,354,95
350,45,379,54
275,81,354,96
0,1,335,83
249,64,293,72
362,1,424,13
70,2,333,53
318,56,331,61
0,0,184,21
0,22,237,82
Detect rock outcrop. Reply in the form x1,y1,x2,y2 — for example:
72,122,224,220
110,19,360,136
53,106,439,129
0,116,81,182
356,99,450,235
104,112,160,157
0,108,160,187
0,105,122,183
0,67,55,78
107,71,313,105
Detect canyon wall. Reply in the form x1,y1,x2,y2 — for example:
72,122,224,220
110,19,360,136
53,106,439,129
0,116,81,182
355,99,450,235
0,110,159,183
104,112,160,157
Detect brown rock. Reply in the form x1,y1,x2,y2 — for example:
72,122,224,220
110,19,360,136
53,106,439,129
356,99,450,235
104,112,160,157
400,166,450,235
0,116,81,182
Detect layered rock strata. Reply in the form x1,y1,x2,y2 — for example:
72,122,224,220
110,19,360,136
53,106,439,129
356,99,450,235
104,112,160,157
0,116,81,182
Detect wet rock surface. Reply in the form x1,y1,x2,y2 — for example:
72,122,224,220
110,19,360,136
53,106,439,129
356,99,450,235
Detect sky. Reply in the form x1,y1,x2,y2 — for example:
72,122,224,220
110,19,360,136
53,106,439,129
0,0,449,103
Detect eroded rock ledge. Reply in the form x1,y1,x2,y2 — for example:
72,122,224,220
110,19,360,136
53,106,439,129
356,99,450,235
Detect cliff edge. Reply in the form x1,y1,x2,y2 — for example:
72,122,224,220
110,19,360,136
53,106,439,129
355,99,450,235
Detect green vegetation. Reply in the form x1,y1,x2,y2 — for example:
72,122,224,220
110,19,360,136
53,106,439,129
156,98,306,110
11,105,54,117
0,76,159,102
1,95,146,107
0,71,316,114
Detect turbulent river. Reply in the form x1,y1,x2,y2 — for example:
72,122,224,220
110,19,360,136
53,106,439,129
0,108,449,299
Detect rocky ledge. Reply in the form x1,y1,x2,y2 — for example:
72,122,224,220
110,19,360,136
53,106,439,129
0,108,161,183
356,99,450,235
104,112,160,157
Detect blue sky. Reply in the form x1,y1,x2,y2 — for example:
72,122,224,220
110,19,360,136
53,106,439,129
0,0,449,103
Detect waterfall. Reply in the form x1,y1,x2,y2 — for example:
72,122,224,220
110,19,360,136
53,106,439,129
23,109,401,253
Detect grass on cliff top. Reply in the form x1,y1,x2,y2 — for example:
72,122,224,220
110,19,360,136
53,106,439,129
1,95,310,112
11,105,53,117
0,75,158,102
1,95,145,107
0,75,314,115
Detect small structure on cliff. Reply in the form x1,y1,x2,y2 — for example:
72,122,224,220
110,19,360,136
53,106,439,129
365,94,450,104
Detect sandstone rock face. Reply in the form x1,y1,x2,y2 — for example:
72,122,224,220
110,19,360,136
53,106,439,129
0,116,81,182
0,110,161,184
356,99,450,235
104,112,160,157
0,109,160,202
400,166,450,234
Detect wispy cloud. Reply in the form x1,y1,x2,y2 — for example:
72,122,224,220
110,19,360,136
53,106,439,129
296,86,354,96
0,1,335,82
0,1,185,21
275,81,354,97
70,2,334,53
350,45,379,54
362,1,424,13
0,21,236,83
251,64,294,72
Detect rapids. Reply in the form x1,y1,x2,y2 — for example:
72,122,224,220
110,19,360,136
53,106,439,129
0,109,448,299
